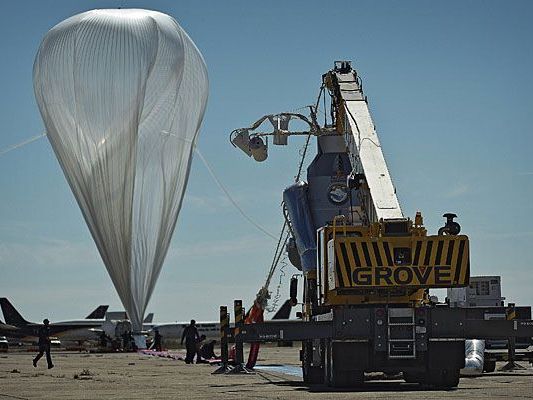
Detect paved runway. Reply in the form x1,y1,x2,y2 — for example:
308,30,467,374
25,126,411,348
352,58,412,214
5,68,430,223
1,346,532,399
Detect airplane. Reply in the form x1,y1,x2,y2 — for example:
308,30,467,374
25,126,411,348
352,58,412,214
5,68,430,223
0,319,19,335
149,299,293,341
143,313,154,326
1,296,293,346
85,305,109,319
0,298,159,345
0,298,112,343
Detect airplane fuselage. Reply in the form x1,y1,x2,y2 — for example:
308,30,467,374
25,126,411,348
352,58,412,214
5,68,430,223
151,321,220,341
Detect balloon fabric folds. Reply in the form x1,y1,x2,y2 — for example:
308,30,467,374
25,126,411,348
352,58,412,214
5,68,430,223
33,9,208,332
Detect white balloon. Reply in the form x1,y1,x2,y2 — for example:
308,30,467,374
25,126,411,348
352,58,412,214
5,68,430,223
33,9,208,332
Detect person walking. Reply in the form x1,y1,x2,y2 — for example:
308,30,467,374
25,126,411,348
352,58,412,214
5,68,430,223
32,319,54,369
181,319,200,364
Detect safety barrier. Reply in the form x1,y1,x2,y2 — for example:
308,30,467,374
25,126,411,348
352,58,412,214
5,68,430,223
212,300,254,375
212,306,231,374
500,303,526,371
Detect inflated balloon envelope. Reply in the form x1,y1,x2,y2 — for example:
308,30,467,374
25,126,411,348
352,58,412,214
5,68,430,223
33,9,209,345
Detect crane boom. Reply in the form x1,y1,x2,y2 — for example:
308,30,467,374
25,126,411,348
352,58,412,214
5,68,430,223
325,61,403,222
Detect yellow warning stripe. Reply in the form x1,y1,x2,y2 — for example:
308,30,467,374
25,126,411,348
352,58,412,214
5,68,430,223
451,239,461,284
376,242,388,267
356,242,367,267
459,240,469,284
345,242,358,282
367,242,379,269
335,241,351,287
428,240,438,267
441,240,450,266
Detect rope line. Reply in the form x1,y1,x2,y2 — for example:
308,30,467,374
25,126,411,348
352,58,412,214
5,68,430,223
0,133,47,156
262,111,316,310
194,148,277,240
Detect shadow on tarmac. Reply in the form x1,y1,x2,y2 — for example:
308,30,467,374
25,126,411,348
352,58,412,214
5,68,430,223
253,364,457,393
230,363,533,394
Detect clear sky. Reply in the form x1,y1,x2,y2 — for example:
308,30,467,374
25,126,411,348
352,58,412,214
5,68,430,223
1,0,532,323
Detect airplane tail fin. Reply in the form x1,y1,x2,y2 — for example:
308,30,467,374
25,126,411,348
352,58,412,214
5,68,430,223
271,299,292,320
85,305,109,319
0,298,31,326
143,313,154,323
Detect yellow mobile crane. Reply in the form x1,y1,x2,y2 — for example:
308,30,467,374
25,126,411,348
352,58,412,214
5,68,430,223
225,61,533,387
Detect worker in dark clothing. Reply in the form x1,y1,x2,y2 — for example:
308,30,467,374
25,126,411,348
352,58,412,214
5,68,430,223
32,319,54,369
152,328,162,352
199,340,218,360
99,331,111,348
196,335,207,363
122,331,134,351
130,333,138,351
181,319,200,364
122,331,130,351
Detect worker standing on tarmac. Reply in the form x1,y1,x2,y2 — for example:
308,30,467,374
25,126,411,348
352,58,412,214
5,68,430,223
122,331,130,351
153,328,162,352
181,319,200,364
99,331,110,349
32,319,54,369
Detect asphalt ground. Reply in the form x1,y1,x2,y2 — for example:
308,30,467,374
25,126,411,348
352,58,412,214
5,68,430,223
1,346,532,399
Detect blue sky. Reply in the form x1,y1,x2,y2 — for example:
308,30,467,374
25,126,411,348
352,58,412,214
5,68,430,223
1,0,532,322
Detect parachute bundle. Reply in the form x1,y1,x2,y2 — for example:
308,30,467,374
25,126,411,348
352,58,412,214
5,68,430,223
33,9,208,332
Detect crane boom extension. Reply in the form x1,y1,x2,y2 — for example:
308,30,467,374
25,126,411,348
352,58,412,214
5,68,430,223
325,61,402,222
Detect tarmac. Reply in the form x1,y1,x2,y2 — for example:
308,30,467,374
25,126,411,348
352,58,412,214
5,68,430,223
1,345,532,399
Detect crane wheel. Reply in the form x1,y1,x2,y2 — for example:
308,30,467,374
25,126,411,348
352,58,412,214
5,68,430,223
483,360,496,373
426,368,460,388
302,341,324,384
403,371,425,384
